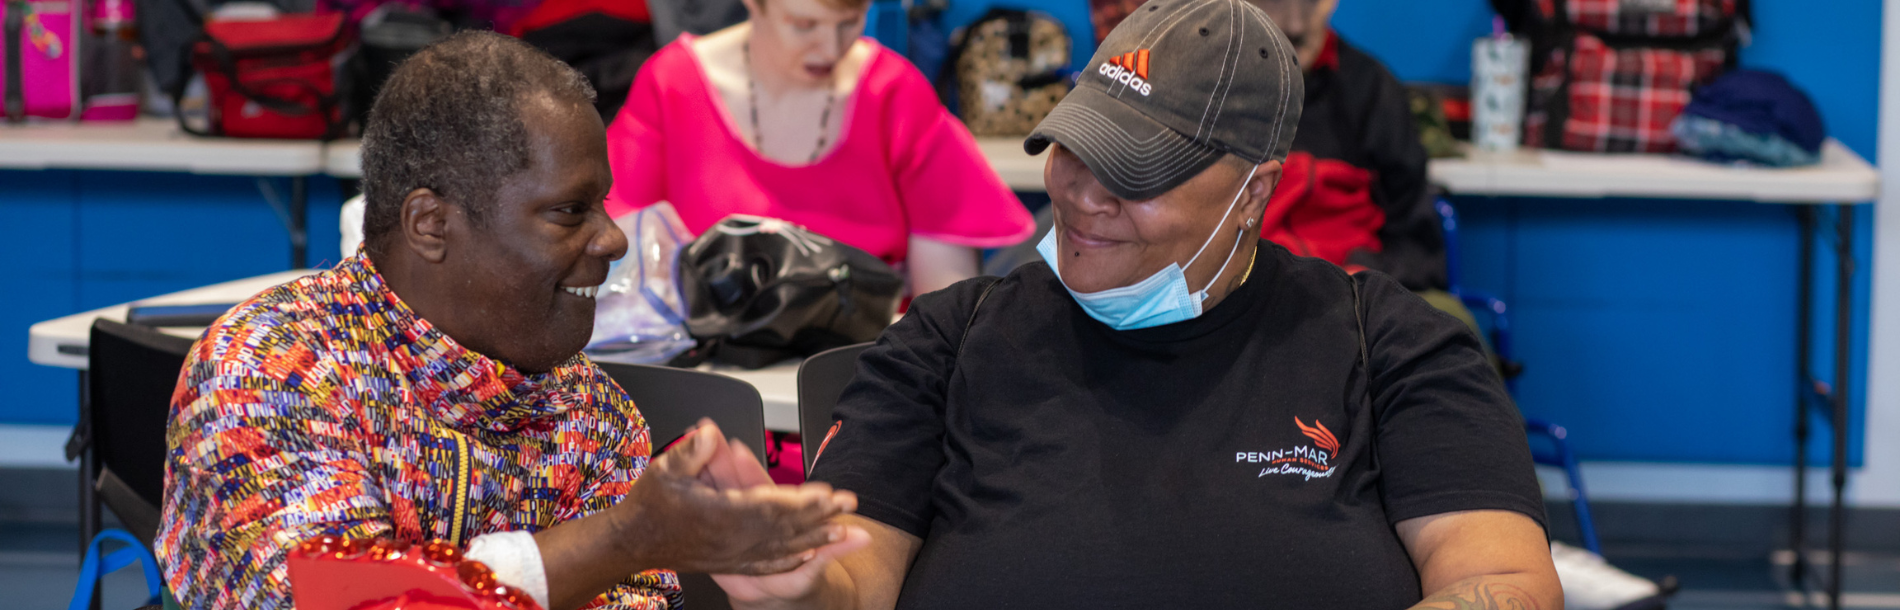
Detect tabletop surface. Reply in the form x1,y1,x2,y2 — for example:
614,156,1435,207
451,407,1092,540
1428,139,1879,203
0,118,327,175
26,269,802,431
325,140,364,179
27,270,319,370
22,122,1871,202
325,137,1053,191
974,137,1048,191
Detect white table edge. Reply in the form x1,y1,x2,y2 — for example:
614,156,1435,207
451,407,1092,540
1427,138,1878,203
26,269,803,431
0,119,328,176
27,270,321,370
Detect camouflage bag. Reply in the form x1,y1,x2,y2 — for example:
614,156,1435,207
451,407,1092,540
945,8,1071,137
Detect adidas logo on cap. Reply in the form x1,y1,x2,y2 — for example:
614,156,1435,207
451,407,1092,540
1097,49,1153,96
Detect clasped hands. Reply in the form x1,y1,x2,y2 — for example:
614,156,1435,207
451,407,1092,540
623,419,870,595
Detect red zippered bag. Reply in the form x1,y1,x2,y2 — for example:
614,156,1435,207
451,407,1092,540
182,12,352,139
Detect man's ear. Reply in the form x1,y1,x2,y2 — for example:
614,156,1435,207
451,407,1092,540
399,188,453,264
1240,160,1282,228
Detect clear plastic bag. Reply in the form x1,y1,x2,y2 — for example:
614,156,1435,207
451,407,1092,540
585,203,698,365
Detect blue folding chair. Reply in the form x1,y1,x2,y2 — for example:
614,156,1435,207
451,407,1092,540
1435,197,1601,554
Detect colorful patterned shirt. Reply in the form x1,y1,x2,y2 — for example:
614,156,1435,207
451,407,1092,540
157,253,679,610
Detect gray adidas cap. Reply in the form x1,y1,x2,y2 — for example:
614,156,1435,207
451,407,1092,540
1026,0,1302,201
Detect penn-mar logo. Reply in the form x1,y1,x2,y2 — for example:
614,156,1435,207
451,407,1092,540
1237,417,1341,480
1099,49,1153,96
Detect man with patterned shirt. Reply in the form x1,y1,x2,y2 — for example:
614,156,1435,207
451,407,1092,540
157,32,858,610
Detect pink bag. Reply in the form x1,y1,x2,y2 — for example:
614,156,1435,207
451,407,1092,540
1,0,82,121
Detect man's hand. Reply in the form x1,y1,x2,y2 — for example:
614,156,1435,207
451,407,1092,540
536,420,859,610
614,420,858,575
694,427,775,491
691,432,877,609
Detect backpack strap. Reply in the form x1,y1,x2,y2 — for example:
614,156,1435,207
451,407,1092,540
67,529,164,610
1349,274,1370,378
955,277,1003,360
4,1,24,123
1004,10,1031,59
1348,273,1381,476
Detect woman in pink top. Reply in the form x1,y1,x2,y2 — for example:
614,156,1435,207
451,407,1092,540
604,0,1035,295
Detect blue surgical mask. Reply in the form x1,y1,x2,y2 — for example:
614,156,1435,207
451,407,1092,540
1038,168,1257,330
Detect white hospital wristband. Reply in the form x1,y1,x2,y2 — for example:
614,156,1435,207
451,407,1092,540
464,530,550,610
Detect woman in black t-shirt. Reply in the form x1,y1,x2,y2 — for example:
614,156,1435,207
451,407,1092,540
704,2,1560,608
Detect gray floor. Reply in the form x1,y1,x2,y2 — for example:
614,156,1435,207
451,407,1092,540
2,522,160,610
1605,546,1900,610
5,470,1898,610
6,520,1899,610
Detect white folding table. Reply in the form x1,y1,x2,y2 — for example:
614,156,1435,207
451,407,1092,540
0,117,329,268
1428,139,1877,203
1427,140,1879,608
323,136,1054,192
28,271,803,431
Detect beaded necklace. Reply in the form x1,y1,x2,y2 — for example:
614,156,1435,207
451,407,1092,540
744,39,836,163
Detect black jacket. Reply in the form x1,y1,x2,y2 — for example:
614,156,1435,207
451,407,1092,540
1292,34,1446,291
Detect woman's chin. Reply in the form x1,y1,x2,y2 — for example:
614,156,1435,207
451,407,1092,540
1057,264,1144,294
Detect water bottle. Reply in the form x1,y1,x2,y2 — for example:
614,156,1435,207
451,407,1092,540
80,0,138,121
1471,17,1527,152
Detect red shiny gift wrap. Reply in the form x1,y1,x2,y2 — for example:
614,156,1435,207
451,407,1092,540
287,537,544,610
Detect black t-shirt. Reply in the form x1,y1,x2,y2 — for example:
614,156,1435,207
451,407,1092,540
810,242,1544,609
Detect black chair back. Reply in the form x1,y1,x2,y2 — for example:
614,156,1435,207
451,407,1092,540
88,319,196,547
596,362,770,610
794,342,872,474
596,362,768,466
675,573,731,609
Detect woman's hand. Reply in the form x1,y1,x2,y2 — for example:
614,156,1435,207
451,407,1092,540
712,525,873,607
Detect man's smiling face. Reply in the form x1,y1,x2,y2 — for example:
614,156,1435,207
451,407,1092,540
442,93,626,373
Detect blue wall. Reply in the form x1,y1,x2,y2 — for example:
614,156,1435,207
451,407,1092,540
1335,0,1879,466
0,170,342,426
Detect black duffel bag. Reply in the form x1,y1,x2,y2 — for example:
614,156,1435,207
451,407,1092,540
673,216,903,369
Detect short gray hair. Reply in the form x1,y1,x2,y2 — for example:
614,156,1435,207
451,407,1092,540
359,30,596,253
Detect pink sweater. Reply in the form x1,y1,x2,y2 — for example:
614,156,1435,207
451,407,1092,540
605,36,1035,265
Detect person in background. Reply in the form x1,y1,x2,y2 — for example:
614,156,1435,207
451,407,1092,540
605,0,1036,296
158,32,858,610
1247,0,1450,299
708,2,1560,608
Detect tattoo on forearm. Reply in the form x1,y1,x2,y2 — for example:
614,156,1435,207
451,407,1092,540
1412,577,1542,610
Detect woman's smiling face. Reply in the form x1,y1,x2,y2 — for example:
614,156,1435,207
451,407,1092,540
1042,144,1277,295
